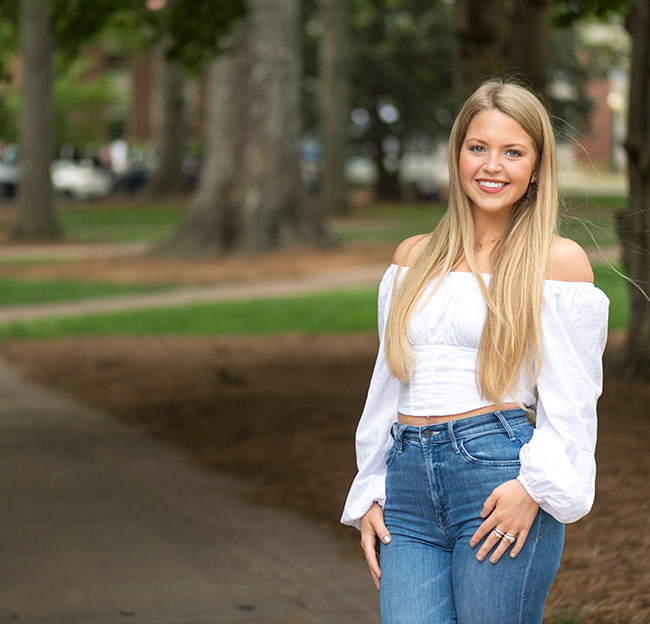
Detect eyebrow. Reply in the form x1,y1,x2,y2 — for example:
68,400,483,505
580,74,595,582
465,137,528,149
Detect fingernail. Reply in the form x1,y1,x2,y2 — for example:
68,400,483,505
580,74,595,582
510,552,516,558
469,540,476,548
490,557,497,564
476,554,484,561
383,535,391,543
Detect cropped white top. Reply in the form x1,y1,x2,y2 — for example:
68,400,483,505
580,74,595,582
340,263,610,529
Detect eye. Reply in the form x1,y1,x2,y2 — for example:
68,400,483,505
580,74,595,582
506,149,522,157
469,145,485,153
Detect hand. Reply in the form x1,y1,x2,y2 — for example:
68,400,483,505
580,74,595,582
469,479,539,564
360,502,392,591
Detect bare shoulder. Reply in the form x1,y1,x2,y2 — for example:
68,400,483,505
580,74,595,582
392,233,431,266
546,236,594,283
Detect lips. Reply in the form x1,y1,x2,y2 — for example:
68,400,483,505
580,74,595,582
476,179,510,193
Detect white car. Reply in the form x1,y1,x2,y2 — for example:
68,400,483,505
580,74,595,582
51,159,113,199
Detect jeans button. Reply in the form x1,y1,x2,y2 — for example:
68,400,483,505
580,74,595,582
422,429,433,439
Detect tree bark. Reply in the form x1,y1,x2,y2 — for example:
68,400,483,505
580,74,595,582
318,0,348,215
158,0,331,256
452,0,509,106
616,0,650,379
452,0,552,106
146,43,187,196
509,0,552,99
13,0,61,240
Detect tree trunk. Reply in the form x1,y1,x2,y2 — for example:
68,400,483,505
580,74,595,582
13,0,61,240
156,47,244,255
452,0,551,106
508,0,552,100
146,43,187,196
158,0,331,256
615,0,650,379
318,0,348,215
452,0,509,106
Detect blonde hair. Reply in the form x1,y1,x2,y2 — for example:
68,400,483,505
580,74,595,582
384,79,558,405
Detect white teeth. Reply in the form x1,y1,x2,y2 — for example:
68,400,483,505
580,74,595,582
478,180,506,188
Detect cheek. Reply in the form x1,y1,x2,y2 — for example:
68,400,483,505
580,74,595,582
510,160,536,184
458,154,476,191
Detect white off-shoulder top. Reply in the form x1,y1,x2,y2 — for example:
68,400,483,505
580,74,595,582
340,263,610,529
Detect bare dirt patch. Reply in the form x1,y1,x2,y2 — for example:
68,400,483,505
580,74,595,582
1,335,648,623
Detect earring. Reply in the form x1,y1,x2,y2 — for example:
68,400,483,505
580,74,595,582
530,175,537,184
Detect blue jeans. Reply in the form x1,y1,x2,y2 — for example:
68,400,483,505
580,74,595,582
379,408,565,624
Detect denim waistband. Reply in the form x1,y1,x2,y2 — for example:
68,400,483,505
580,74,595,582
390,408,532,450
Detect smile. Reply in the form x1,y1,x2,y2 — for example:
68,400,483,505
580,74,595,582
476,180,509,193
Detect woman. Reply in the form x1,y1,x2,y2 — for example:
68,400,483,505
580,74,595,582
340,79,610,623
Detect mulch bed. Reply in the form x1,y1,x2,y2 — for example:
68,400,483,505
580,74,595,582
2,334,649,623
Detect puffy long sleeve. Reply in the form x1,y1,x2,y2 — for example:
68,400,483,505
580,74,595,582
340,265,403,530
517,280,610,523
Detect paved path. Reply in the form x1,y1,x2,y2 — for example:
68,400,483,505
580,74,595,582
0,245,621,325
0,359,379,623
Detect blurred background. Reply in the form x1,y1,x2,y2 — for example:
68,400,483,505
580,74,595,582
0,1,648,623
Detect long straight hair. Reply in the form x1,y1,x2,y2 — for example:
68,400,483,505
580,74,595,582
384,79,559,404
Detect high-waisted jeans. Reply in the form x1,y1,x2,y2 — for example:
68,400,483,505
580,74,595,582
379,408,565,624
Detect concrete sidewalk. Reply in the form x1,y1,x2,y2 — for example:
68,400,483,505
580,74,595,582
0,359,379,623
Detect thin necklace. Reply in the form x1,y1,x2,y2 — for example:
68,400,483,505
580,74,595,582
475,235,501,251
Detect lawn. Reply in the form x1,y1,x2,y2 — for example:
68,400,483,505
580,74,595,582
0,263,626,340
58,201,185,243
0,276,171,306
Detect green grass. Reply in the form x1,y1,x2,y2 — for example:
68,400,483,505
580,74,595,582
59,202,185,243
0,277,170,306
0,287,380,340
0,264,627,340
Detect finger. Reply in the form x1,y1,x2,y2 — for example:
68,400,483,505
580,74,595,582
488,536,511,564
480,491,497,519
470,517,497,547
509,528,529,558
372,516,392,546
371,569,380,592
361,535,382,580
476,529,501,562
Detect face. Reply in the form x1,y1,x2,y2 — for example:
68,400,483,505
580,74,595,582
458,109,537,220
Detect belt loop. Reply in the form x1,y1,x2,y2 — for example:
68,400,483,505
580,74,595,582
447,420,460,454
494,410,516,441
391,422,407,453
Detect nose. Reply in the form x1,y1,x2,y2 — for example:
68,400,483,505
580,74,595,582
482,151,503,173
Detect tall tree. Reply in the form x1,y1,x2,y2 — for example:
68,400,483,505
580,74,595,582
616,0,650,379
161,0,330,255
13,0,61,240
452,0,553,105
318,0,348,215
146,40,186,195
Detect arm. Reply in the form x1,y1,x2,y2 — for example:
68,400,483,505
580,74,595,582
471,241,609,561
340,264,402,528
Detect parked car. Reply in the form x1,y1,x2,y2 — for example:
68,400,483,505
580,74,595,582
51,159,113,199
0,144,19,197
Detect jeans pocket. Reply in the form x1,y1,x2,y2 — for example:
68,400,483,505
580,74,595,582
457,430,524,467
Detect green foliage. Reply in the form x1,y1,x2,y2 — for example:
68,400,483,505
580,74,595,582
303,0,455,143
554,0,628,27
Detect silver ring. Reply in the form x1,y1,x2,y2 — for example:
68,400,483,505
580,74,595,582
492,527,505,539
503,533,517,544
